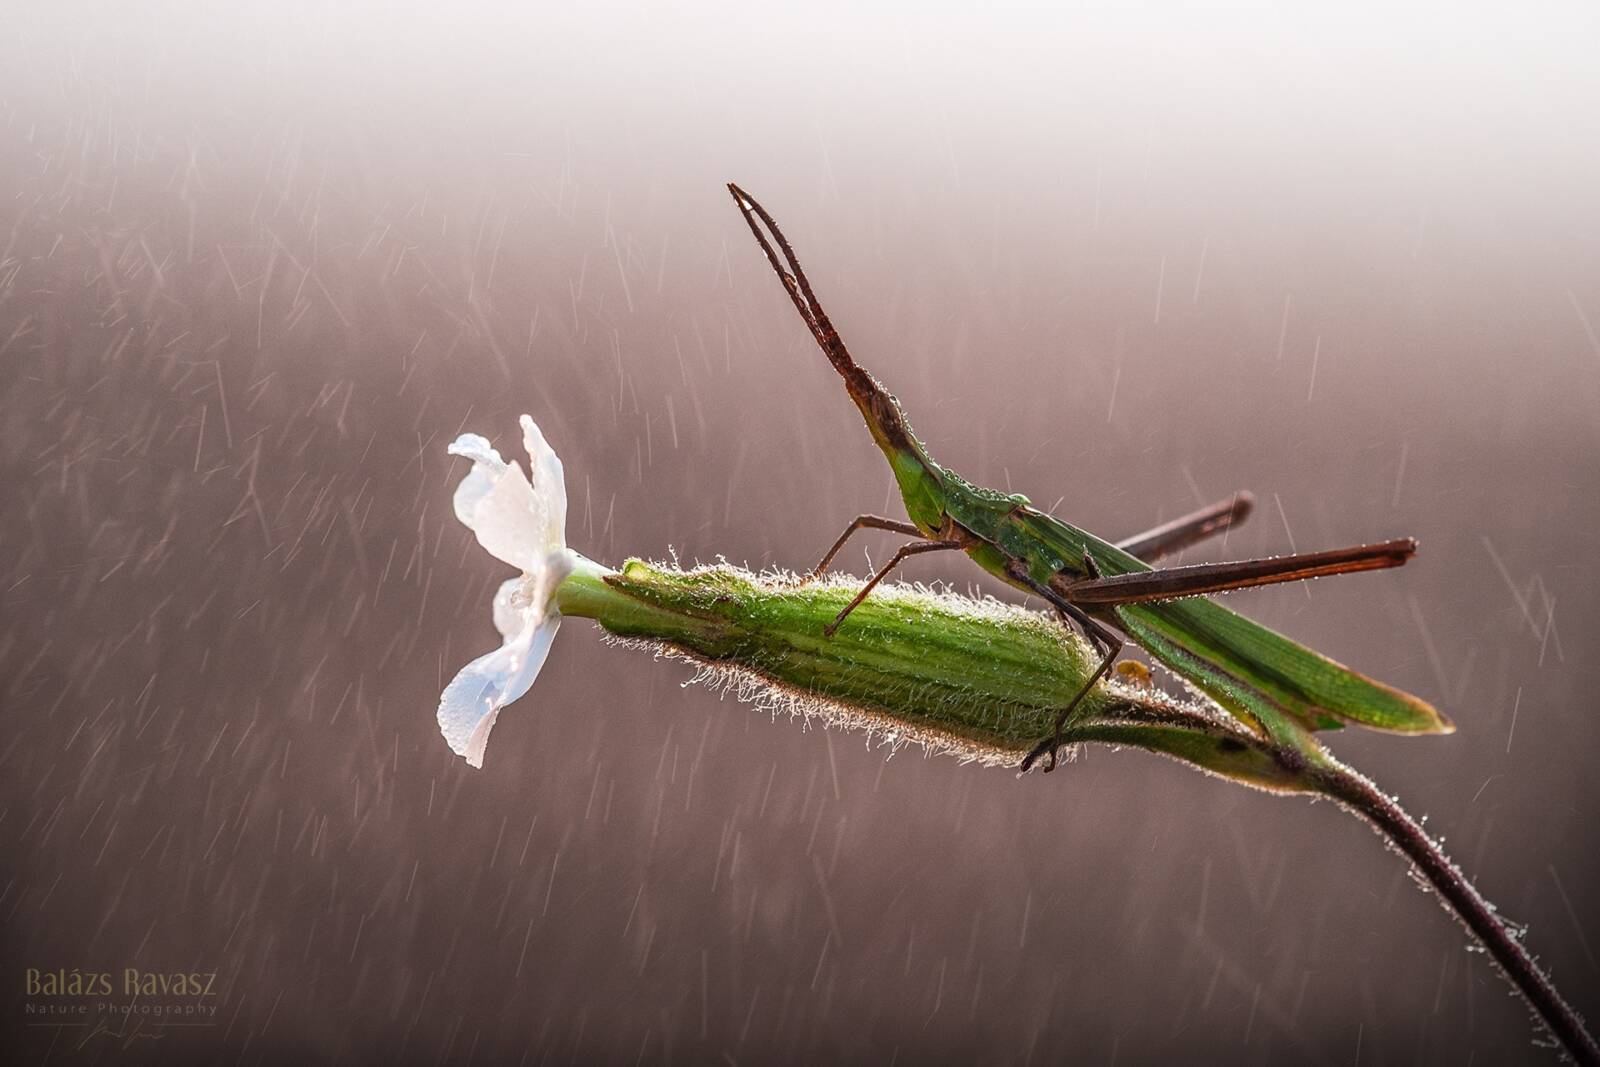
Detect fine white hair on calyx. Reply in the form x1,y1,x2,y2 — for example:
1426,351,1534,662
599,634,1064,769
650,559,1096,638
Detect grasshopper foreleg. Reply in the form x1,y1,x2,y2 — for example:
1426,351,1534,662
803,514,927,585
824,538,963,636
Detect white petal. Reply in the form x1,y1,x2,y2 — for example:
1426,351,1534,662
520,415,567,552
447,434,507,528
492,576,531,639
438,610,562,769
450,447,543,571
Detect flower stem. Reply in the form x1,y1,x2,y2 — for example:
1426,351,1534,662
1307,758,1599,1064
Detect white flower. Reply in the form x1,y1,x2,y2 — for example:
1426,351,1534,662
439,415,576,768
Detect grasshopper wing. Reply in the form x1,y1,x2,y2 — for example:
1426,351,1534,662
1008,508,1449,735
1114,596,1451,735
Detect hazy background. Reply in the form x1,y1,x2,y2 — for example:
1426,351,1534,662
3,2,1598,1062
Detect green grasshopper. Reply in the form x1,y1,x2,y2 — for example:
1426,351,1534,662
727,184,1451,772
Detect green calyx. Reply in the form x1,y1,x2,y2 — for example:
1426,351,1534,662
553,558,1319,791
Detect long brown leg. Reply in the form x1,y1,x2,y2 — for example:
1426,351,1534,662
1021,601,1125,773
824,539,963,636
1065,538,1417,606
998,558,1128,774
803,514,926,584
1115,492,1254,562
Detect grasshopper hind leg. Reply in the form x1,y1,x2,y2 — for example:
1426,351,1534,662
1115,492,1254,562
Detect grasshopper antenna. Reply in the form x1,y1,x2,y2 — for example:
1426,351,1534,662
727,183,861,379
726,182,939,490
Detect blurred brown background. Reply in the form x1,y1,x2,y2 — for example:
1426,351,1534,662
2,3,1597,1063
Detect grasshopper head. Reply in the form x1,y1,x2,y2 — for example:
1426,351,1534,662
851,379,947,536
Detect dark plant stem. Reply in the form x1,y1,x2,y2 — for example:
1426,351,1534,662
1310,758,1599,1065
